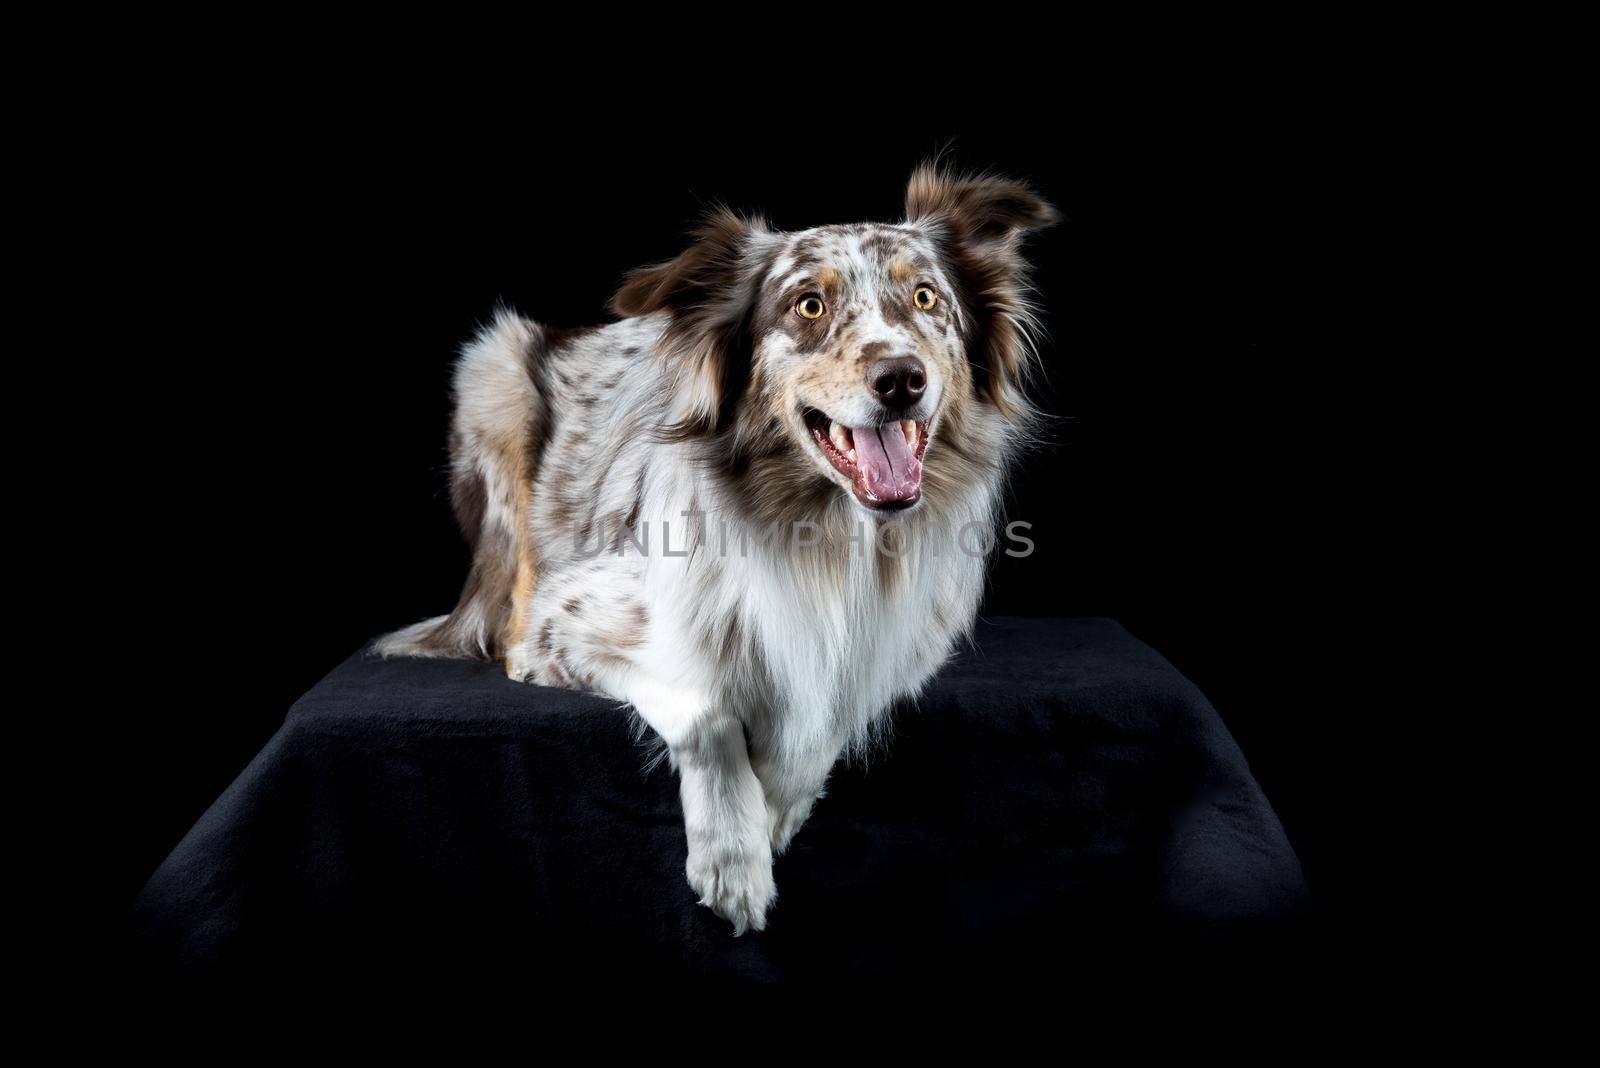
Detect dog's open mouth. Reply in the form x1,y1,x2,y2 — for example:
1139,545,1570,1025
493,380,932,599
803,408,929,510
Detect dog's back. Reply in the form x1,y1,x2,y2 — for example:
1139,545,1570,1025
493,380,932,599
375,310,668,665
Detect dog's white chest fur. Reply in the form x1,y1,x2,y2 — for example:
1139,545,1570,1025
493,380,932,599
649,496,990,760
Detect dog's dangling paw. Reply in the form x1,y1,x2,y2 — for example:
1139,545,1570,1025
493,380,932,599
686,838,776,936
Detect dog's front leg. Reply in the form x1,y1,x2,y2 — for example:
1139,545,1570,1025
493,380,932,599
503,600,774,933
675,710,775,934
630,686,774,935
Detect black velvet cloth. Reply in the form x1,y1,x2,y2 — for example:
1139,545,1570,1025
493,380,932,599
131,618,1309,986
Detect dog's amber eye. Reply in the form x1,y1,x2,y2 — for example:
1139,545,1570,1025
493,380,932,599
796,295,826,320
913,286,938,310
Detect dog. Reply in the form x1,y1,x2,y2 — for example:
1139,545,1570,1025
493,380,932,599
377,165,1055,933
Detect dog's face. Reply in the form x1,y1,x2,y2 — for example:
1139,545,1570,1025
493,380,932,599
753,224,960,511
612,166,1056,518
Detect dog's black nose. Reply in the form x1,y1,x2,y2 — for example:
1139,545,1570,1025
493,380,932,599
866,356,927,412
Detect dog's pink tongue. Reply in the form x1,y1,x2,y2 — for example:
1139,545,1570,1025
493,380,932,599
852,424,922,503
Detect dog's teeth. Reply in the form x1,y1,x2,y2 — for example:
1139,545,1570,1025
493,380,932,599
901,419,918,448
829,421,851,453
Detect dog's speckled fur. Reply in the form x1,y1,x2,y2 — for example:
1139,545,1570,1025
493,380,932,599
378,166,1055,932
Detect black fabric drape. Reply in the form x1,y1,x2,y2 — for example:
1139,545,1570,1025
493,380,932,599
131,618,1309,986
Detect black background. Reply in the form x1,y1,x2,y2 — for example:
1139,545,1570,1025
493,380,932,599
95,75,1403,960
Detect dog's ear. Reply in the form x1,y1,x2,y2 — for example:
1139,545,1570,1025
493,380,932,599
612,208,776,436
904,164,1057,418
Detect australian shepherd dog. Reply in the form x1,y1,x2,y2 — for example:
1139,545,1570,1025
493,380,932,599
378,165,1056,933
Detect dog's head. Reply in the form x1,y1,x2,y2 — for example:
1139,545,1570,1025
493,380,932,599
612,165,1056,518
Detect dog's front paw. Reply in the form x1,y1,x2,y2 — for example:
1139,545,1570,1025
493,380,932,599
686,833,775,936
